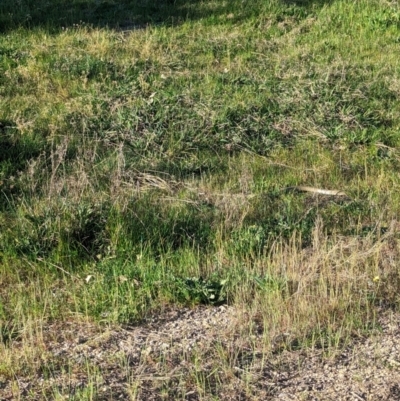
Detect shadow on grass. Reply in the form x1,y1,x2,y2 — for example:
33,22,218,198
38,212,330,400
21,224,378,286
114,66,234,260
0,0,333,33
0,121,46,211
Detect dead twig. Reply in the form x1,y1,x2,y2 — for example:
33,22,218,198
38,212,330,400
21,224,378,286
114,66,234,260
287,186,349,197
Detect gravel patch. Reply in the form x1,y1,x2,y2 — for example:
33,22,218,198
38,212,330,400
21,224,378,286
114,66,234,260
1,307,400,400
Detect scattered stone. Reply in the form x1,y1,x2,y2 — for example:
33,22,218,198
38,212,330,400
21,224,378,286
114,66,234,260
2,307,400,400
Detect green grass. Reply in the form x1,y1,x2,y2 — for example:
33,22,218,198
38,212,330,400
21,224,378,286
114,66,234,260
1,0,400,398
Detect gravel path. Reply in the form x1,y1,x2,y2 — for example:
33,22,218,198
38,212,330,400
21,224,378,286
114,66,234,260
2,306,400,400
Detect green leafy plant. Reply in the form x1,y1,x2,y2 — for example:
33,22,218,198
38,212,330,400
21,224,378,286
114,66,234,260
173,275,228,305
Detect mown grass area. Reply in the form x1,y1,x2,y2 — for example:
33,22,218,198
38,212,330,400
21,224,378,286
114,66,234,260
1,0,400,399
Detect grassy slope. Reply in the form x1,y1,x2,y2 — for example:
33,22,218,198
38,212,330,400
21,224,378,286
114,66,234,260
1,0,400,397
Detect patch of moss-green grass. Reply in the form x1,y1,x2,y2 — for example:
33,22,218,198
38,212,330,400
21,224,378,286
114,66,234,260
1,3,400,386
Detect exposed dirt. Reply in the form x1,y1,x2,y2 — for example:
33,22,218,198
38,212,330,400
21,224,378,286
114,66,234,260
1,306,400,400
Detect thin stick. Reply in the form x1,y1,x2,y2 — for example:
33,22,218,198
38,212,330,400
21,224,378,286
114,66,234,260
36,257,72,276
287,186,349,197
